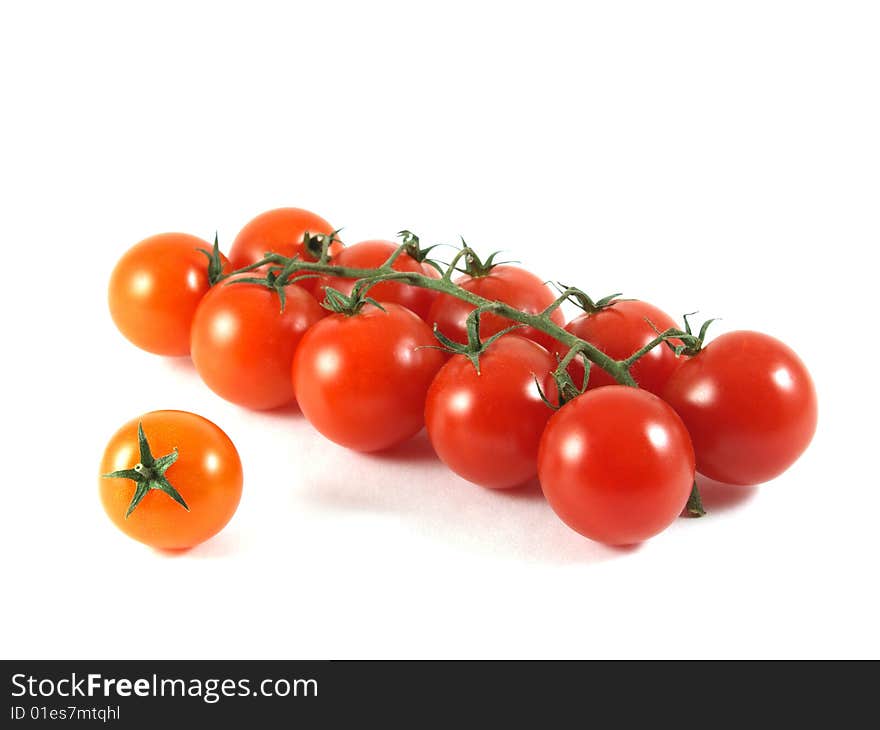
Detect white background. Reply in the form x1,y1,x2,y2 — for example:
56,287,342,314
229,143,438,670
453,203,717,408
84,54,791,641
1,1,877,659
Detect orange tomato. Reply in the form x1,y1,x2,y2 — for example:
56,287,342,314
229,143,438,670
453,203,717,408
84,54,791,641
100,411,243,550
108,233,228,356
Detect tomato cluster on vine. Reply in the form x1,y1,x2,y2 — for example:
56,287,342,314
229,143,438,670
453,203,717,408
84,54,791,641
106,206,818,548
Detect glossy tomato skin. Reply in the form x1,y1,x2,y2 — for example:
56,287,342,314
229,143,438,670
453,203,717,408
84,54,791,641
661,331,817,486
538,386,695,545
99,411,243,550
292,303,445,452
319,240,439,320
425,336,557,489
428,265,565,351
563,300,682,395
228,207,343,296
190,275,325,410
108,233,228,356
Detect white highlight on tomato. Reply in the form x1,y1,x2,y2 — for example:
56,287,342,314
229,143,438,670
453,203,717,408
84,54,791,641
647,423,669,450
202,452,219,475
773,366,794,390
449,390,472,414
316,349,341,376
132,272,152,296
690,382,715,405
562,435,584,461
210,311,239,343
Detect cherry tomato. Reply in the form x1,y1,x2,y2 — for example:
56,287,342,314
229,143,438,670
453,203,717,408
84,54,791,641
319,240,439,320
426,336,557,489
100,411,243,550
538,386,695,545
292,303,445,452
562,300,682,395
661,331,817,486
190,274,325,410
228,207,342,296
428,265,564,351
108,233,228,356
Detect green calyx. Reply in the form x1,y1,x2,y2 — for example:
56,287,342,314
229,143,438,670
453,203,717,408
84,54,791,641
197,233,227,286
321,284,384,316
671,313,718,357
303,229,343,263
534,343,592,411
396,230,445,274
555,344,591,404
620,314,717,369
225,267,298,312
102,422,189,518
553,284,623,315
686,481,706,518
455,240,516,278
431,307,522,373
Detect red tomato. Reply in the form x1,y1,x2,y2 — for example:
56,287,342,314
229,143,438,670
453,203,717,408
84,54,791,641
562,300,682,394
292,303,445,452
662,331,817,486
319,240,439,320
228,207,343,296
428,265,565,351
425,336,557,489
100,410,243,550
108,233,228,356
190,275,325,410
538,386,695,545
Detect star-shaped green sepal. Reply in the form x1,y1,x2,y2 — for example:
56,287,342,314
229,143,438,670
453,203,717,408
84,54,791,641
102,422,190,518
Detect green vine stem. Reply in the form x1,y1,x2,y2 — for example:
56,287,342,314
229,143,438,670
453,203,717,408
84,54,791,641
223,249,647,387
217,239,706,388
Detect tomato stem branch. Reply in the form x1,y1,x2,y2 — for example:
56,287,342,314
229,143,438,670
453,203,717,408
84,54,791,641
622,328,684,367
227,248,659,386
